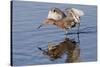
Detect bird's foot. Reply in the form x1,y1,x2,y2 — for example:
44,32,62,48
77,32,80,34
76,32,80,34
64,31,68,35
64,33,68,38
64,33,67,35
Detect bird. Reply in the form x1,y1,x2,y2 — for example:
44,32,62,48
37,7,66,29
37,7,84,34
63,8,84,34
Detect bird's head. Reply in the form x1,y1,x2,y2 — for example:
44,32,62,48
48,8,66,21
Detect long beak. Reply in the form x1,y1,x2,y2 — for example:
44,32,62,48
37,24,44,29
37,47,48,55
38,47,44,51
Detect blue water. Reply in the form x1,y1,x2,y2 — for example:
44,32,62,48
12,1,97,66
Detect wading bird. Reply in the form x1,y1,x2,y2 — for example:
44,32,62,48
37,7,84,34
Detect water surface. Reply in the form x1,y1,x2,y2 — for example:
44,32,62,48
12,1,97,66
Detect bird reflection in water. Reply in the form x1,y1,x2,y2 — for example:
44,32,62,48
38,36,80,63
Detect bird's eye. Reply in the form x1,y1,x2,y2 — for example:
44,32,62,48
53,10,56,12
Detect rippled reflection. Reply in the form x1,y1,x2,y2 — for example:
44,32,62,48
38,34,80,63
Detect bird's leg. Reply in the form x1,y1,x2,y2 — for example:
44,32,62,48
76,23,80,44
76,32,80,45
65,31,68,35
64,28,69,36
77,23,80,34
